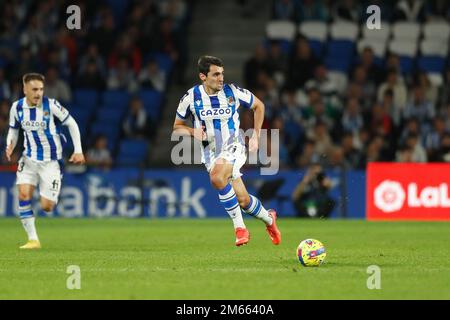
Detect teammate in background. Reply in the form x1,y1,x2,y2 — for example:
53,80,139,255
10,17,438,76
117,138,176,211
5,73,85,249
172,56,281,246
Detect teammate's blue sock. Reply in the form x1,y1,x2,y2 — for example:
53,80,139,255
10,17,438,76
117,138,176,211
19,200,33,219
242,195,273,225
218,184,246,229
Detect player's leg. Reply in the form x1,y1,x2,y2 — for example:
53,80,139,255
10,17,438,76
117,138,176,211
16,157,41,249
38,160,62,216
232,178,281,245
210,158,249,246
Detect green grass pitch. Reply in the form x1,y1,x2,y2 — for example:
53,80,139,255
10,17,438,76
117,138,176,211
0,218,449,300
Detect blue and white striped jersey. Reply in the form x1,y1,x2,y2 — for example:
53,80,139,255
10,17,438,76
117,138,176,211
9,97,70,161
176,83,254,164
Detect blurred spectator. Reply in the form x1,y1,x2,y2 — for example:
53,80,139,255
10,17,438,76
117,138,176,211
89,9,117,57
244,44,271,90
430,132,450,162
0,68,11,100
123,97,152,139
292,163,335,218
296,0,330,22
403,85,435,130
341,98,364,135
440,68,450,107
305,65,339,103
265,40,289,86
86,135,113,170
369,103,393,138
415,72,438,106
279,88,304,126
333,0,362,22
108,35,142,75
272,0,296,21
296,139,319,168
78,44,107,78
350,65,376,109
138,60,167,92
75,59,106,91
287,36,320,89
425,0,450,21
44,67,72,103
425,117,447,154
355,47,384,86
341,132,363,169
308,121,334,158
403,133,427,162
107,57,139,93
377,69,408,117
393,0,426,22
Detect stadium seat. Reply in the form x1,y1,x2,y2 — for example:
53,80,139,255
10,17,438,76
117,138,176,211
266,20,297,41
117,139,149,166
325,57,352,73
308,39,324,58
328,71,349,95
423,21,450,41
389,40,418,57
102,90,130,109
420,39,449,57
74,89,99,109
299,21,328,41
330,21,359,41
139,89,163,120
392,22,421,41
327,40,356,58
361,23,391,41
418,56,446,73
90,122,121,150
145,52,174,74
358,38,387,58
95,107,125,125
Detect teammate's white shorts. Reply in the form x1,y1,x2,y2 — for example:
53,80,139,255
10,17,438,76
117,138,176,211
205,142,247,180
16,156,63,203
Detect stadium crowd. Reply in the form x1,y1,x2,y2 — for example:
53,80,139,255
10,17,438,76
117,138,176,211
241,0,450,169
0,0,191,169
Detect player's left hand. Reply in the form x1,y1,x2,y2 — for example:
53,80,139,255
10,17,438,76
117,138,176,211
249,132,259,153
69,153,85,165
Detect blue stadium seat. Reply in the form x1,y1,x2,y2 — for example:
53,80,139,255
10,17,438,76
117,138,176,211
90,122,121,151
95,107,125,125
325,56,352,73
399,56,415,74
327,40,355,58
308,40,324,59
101,90,130,109
145,53,174,74
117,139,149,166
139,89,163,120
74,89,99,108
418,56,446,73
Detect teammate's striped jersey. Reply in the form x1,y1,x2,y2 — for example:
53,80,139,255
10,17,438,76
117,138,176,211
176,83,255,164
9,97,70,161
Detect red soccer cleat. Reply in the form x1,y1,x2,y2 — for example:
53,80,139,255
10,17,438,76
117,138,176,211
235,228,250,246
266,210,281,245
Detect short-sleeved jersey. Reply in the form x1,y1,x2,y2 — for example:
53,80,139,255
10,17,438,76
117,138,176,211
9,97,70,161
176,83,255,164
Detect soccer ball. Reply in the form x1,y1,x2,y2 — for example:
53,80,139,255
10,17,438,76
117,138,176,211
297,239,326,267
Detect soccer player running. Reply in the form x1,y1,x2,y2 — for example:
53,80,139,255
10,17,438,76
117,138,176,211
173,56,281,246
5,73,85,249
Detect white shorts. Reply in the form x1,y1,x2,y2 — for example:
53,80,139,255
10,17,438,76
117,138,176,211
205,143,247,180
16,156,63,203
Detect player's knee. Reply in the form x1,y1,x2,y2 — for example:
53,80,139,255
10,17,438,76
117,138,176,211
210,174,227,190
41,202,55,212
18,192,32,201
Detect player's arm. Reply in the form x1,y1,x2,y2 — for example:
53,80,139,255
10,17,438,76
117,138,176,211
63,116,85,164
249,95,265,153
5,104,20,162
173,119,206,141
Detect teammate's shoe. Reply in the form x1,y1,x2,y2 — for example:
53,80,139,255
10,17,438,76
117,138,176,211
266,210,281,245
20,240,41,249
235,228,250,246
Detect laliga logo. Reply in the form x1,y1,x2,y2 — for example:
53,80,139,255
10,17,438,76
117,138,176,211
375,180,450,213
374,181,405,213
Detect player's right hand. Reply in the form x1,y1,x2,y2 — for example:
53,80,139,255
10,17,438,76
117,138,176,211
193,126,207,141
5,144,13,162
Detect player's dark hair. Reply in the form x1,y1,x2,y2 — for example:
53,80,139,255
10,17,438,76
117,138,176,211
23,73,45,84
198,56,223,76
